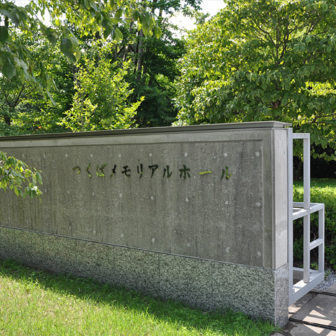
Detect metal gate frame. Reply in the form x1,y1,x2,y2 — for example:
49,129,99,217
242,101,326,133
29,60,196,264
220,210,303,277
288,128,325,305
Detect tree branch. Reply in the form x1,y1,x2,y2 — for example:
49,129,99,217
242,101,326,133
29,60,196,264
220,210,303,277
250,18,276,48
13,85,25,107
280,20,290,60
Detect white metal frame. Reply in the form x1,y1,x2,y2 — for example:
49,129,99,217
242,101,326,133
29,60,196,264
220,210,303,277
288,129,325,305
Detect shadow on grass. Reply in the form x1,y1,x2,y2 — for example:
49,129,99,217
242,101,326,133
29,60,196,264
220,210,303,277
0,258,276,335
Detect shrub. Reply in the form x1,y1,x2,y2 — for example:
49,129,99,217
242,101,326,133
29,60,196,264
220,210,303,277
61,43,143,132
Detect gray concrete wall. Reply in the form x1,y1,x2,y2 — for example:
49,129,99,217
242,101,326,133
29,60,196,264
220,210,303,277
0,122,290,326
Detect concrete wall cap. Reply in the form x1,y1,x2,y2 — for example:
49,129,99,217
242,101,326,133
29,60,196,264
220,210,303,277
0,121,291,142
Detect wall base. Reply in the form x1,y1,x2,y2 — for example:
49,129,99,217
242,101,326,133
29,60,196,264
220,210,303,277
0,226,288,327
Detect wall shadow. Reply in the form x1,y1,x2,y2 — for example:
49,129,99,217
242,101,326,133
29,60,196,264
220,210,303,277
0,258,276,335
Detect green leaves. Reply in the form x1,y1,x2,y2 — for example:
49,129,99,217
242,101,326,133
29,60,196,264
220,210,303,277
154,25,162,39
113,27,123,41
0,151,42,198
175,0,336,160
2,54,16,79
60,36,80,62
41,26,57,45
60,43,142,132
0,0,159,82
61,43,143,132
60,37,74,61
0,8,20,27
137,12,156,37
0,26,8,43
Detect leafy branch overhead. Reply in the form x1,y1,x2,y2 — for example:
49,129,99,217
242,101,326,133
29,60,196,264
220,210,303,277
0,0,161,82
0,151,42,197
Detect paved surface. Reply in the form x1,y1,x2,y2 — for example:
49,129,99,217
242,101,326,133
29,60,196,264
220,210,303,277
273,283,336,335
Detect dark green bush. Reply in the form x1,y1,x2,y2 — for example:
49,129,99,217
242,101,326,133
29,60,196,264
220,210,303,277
293,179,336,270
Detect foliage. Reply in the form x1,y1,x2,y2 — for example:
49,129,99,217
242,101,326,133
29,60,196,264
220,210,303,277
61,43,143,132
175,0,336,160
0,72,25,126
0,259,278,335
130,27,186,126
293,179,336,270
0,1,203,132
0,0,159,85
113,0,201,127
0,151,42,197
13,42,74,134
0,32,74,133
0,0,159,194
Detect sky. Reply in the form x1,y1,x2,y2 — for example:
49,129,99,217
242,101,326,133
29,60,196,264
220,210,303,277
14,0,226,33
200,0,226,16
171,0,226,32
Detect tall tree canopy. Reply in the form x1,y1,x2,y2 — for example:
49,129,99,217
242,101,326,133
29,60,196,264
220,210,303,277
175,0,336,160
117,0,201,127
0,0,202,131
0,0,160,196
0,0,160,83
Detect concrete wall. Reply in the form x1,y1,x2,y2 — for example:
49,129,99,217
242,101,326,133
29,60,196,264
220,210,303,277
0,121,290,326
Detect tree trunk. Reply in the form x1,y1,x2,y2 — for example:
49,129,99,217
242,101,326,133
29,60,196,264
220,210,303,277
136,30,144,81
4,114,11,126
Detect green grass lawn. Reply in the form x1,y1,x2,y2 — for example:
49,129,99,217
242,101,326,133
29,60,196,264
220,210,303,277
0,259,277,336
294,178,336,190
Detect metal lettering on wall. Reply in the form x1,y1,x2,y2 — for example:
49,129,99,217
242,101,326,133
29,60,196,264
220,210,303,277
72,162,231,180
0,141,263,266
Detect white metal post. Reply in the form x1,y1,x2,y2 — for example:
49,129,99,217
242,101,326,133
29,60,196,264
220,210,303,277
318,207,325,274
288,131,324,305
303,137,310,209
303,136,310,283
303,215,310,283
288,128,294,297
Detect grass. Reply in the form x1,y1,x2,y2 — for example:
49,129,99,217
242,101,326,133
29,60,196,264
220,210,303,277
294,178,336,190
0,259,278,336
293,178,336,270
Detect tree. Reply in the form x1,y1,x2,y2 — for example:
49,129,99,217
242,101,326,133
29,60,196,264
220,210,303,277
61,42,143,131
129,21,187,126
0,0,160,84
0,0,159,196
0,30,75,134
175,0,336,160
111,0,201,127
0,74,25,127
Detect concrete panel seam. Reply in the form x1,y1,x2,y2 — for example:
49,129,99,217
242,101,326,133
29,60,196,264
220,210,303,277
0,225,277,271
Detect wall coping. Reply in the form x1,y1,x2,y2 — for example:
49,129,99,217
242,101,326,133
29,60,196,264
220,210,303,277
0,121,291,142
